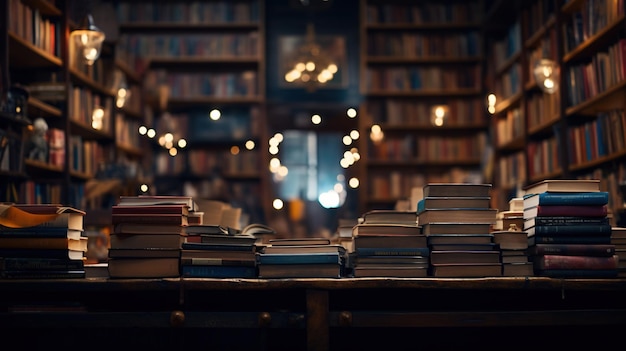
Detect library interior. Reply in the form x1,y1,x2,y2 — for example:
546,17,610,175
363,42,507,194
1,0,626,350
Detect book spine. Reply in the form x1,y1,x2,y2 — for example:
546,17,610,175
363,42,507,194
256,253,341,265
536,269,619,278
0,237,72,250
532,217,609,225
111,214,187,225
0,228,78,238
180,264,256,278
1,257,85,270
181,242,255,251
355,247,430,257
536,192,609,206
180,257,255,266
536,254,619,270
532,224,612,236
1,270,86,279
536,205,608,217
531,244,615,257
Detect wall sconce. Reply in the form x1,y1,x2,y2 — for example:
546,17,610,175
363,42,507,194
70,14,105,66
533,59,559,94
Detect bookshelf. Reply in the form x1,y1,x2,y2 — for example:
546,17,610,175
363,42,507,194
486,0,626,219
110,0,269,224
358,0,488,214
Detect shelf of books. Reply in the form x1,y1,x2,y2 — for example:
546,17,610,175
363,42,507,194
358,0,488,213
112,0,269,223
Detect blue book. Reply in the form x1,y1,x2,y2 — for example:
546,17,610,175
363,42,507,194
181,264,257,278
355,247,430,257
256,252,341,265
523,191,609,208
529,235,611,245
528,223,612,237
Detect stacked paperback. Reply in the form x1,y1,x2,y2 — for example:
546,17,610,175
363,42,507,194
523,179,618,278
418,183,500,277
351,210,427,278
107,195,196,278
256,238,346,278
491,197,532,276
0,203,87,279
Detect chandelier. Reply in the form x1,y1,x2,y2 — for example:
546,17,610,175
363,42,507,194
284,23,338,90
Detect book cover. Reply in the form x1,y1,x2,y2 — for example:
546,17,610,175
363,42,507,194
427,234,494,245
111,213,189,226
0,226,83,240
523,191,609,208
354,255,429,265
428,243,498,251
417,196,491,212
181,242,255,252
528,234,612,245
502,262,533,276
0,257,85,271
113,223,186,235
184,224,229,235
180,249,257,261
197,234,257,245
361,210,418,224
180,257,256,267
108,257,180,278
430,250,501,264
181,264,257,278
0,236,87,251
523,204,608,219
260,244,346,255
524,216,610,228
117,195,197,211
257,252,341,265
268,237,331,246
354,234,427,248
523,179,600,194
430,263,502,277
355,247,430,257
110,233,185,249
526,223,612,237
530,243,615,257
422,183,492,198
534,254,619,270
257,263,342,278
111,204,190,216
353,266,428,278
421,222,492,235
491,230,528,250
352,223,422,236
1,269,86,279
108,248,181,258
418,208,497,225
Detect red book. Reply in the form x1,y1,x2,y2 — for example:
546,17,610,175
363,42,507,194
524,204,608,219
535,254,619,270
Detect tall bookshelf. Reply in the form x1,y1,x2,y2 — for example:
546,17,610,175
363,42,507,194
358,0,488,213
486,0,626,220
111,0,269,224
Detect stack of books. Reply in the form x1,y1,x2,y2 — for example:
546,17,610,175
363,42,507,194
523,179,618,278
180,224,258,278
107,196,195,278
351,210,427,277
0,204,87,279
256,238,346,278
418,183,501,277
492,197,532,276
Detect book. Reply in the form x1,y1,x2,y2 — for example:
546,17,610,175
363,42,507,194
528,234,612,245
181,264,257,278
117,195,197,211
523,179,600,194
502,262,534,276
0,257,85,271
84,262,109,278
418,208,497,224
523,191,609,208
1,269,86,279
256,252,342,265
1,203,85,230
352,223,421,236
524,216,610,228
529,243,616,257
108,257,180,278
181,242,255,252
0,248,85,260
108,248,180,258
0,236,87,251
428,243,498,251
110,233,185,249
353,266,428,278
501,250,530,263
184,224,229,235
180,249,256,261
111,204,190,216
0,226,84,240
430,250,501,265
268,238,331,246
355,247,430,257
427,234,494,245
534,254,619,270
354,255,429,265
361,210,418,224
526,223,612,237
417,196,491,212
421,222,492,235
260,244,346,255
422,183,492,197
180,257,256,267
491,230,528,250
111,213,189,226
257,263,342,278
430,263,502,277
535,269,618,278
113,223,186,235
354,234,427,248
523,205,608,219
193,234,257,246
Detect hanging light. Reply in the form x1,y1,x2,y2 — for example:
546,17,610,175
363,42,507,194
284,23,338,91
70,14,105,66
533,59,559,94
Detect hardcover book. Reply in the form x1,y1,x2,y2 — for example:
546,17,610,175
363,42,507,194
0,257,85,271
491,230,528,250
523,191,609,208
1,203,85,230
417,196,491,212
529,243,616,257
535,268,618,278
361,210,418,225
418,208,497,225
524,216,610,228
117,195,197,211
430,263,502,277
354,234,427,248
108,248,181,258
523,205,608,219
427,234,494,245
525,223,612,237
534,254,619,270
0,236,87,251
111,213,189,226
353,266,428,278
0,226,84,240
181,264,256,278
257,263,342,278
430,250,501,265
352,223,421,236
113,223,186,235
256,252,342,265
523,179,600,194
528,234,612,245
108,257,180,278
422,183,492,197
110,233,185,249
111,204,190,216
355,247,430,257
502,262,533,276
421,222,492,235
